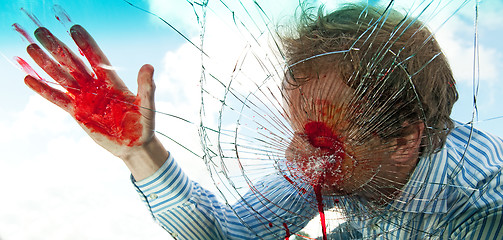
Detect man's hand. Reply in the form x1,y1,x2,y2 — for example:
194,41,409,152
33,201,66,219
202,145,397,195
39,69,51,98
23,25,167,180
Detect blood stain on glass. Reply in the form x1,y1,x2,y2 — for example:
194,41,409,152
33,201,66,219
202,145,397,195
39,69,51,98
283,222,290,240
15,56,42,79
12,23,35,44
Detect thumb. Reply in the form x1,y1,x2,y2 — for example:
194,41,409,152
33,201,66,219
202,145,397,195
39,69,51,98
136,64,156,123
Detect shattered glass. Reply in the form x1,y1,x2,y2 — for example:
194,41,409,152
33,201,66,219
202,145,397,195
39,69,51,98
3,0,503,239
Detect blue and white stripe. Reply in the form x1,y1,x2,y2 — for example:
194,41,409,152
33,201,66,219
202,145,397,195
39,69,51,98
132,122,503,239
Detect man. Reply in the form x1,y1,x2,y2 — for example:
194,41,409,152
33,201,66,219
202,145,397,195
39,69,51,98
279,4,503,239
21,2,503,240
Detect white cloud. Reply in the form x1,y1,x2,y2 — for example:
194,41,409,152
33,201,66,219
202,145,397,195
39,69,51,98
435,15,502,85
0,94,75,144
0,133,172,239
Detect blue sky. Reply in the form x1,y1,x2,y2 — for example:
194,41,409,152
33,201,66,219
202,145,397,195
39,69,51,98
1,0,502,239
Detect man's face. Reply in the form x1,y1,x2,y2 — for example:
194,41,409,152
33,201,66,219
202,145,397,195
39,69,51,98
283,71,394,196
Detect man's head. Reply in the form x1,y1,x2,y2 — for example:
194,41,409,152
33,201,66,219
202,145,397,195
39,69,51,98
280,3,458,197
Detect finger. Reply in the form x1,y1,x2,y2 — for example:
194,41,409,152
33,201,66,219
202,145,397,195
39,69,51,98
34,27,93,82
70,25,126,89
27,43,80,94
24,75,74,114
136,64,156,125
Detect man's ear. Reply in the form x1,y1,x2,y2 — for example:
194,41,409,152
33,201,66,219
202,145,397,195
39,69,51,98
390,122,425,163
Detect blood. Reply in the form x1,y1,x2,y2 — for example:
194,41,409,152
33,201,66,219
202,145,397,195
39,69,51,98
284,121,347,238
283,175,294,184
18,56,71,108
283,222,290,240
268,222,273,228
303,121,347,240
30,34,142,146
20,8,42,27
304,121,343,150
53,4,73,29
12,23,35,44
314,184,328,240
33,25,140,147
284,175,308,195
300,121,347,187
15,56,42,79
72,78,142,147
17,33,141,147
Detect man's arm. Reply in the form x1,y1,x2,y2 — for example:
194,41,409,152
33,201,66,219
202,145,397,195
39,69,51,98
132,155,316,239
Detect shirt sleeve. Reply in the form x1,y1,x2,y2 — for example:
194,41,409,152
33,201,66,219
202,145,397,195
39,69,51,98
449,206,503,240
131,154,315,240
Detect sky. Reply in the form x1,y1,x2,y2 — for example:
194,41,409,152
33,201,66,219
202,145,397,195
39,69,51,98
0,0,502,239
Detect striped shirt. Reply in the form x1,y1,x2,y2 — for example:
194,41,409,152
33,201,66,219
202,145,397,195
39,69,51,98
132,122,503,239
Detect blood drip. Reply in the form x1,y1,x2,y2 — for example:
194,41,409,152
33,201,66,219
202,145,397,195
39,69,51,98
283,222,290,240
12,23,35,44
283,175,294,184
314,184,328,240
78,48,85,56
